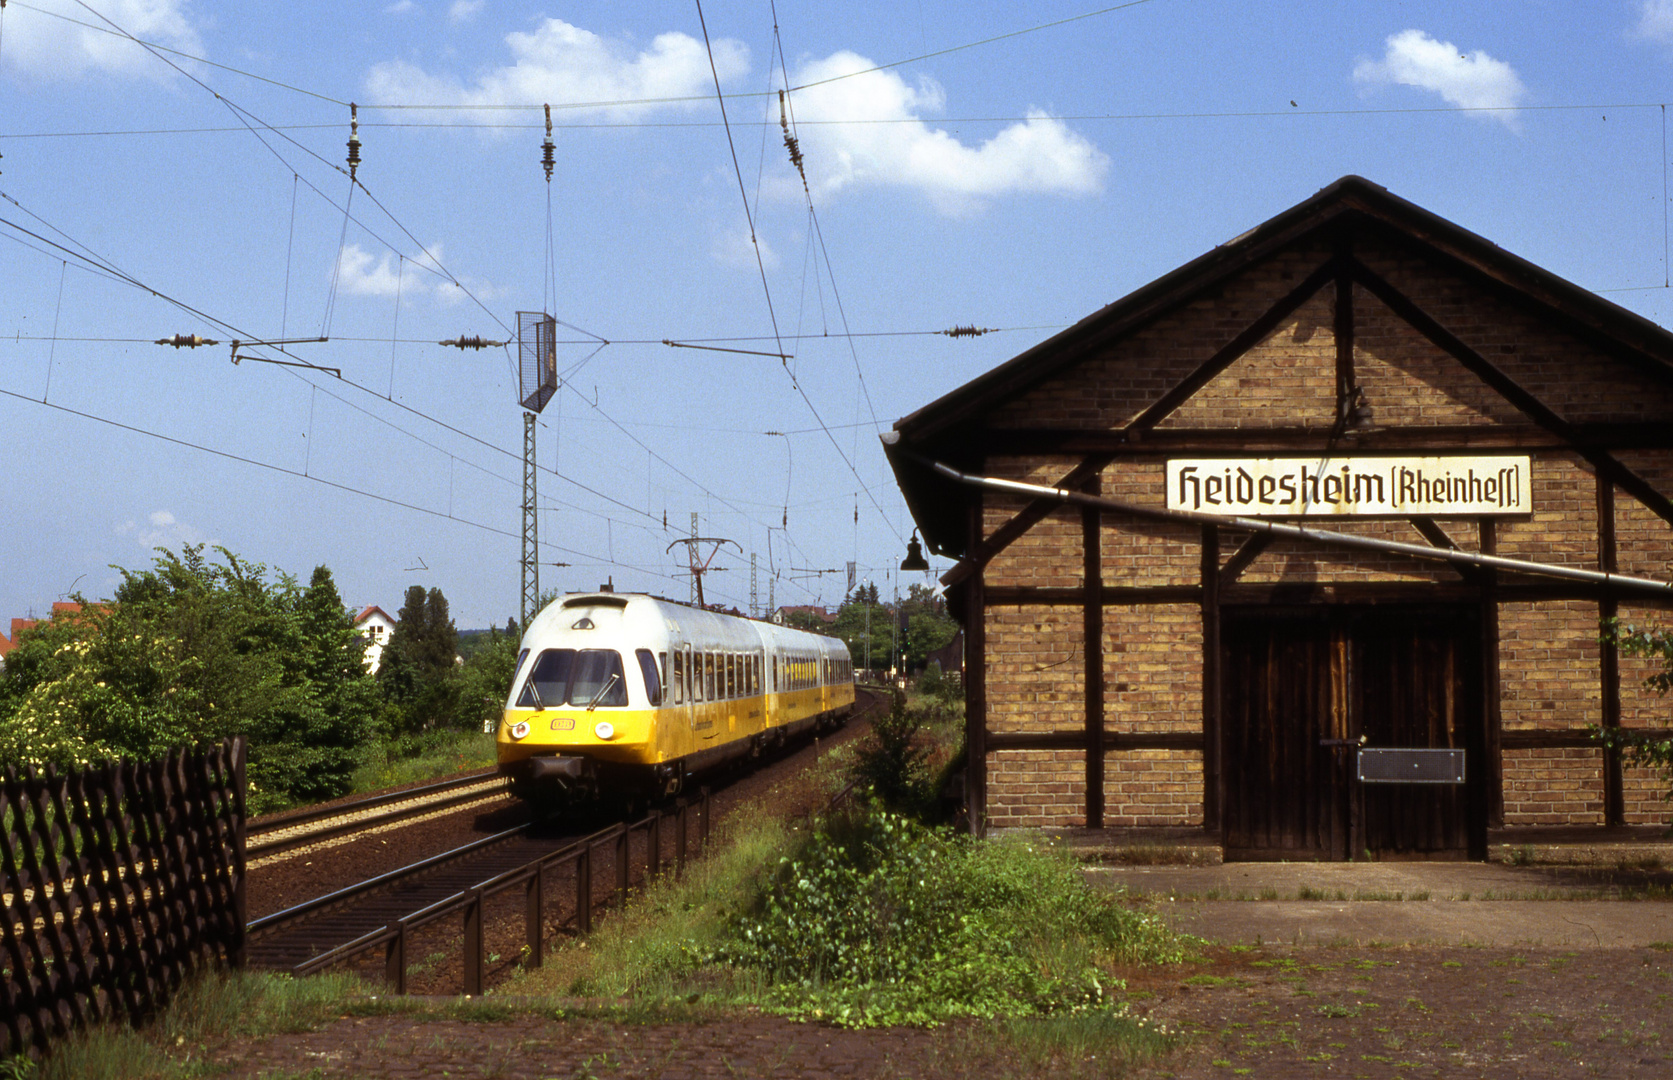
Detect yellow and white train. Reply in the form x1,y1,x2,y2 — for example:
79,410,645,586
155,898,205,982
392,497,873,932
497,592,854,801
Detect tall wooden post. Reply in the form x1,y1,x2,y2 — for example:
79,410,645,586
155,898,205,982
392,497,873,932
1479,520,1503,831
1598,477,1623,827
1083,489,1105,829
1201,525,1222,837
965,500,989,837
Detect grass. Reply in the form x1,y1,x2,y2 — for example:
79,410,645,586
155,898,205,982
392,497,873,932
2,968,378,1080
347,729,496,795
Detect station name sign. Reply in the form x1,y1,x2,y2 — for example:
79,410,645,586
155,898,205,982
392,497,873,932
1165,456,1531,518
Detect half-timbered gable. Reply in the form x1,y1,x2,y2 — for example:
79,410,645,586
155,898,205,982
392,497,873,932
885,176,1673,858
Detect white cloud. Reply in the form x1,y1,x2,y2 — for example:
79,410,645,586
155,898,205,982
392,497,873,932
1635,1,1673,43
1352,29,1526,128
363,18,748,122
448,0,485,25
334,244,408,298
332,242,495,305
1,0,205,82
385,0,416,13
781,51,1108,215
118,510,209,551
711,227,778,271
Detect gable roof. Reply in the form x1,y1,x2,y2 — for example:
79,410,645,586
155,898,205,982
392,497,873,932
884,175,1673,558
354,605,394,627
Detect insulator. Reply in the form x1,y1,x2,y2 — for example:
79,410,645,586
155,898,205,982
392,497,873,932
941,324,993,338
542,104,556,183
347,102,361,182
778,90,807,188
155,334,219,348
439,335,505,350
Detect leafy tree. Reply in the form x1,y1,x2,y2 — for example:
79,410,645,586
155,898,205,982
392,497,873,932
831,589,890,673
458,622,523,732
1598,620,1673,803
0,547,376,808
378,585,463,731
905,611,958,671
778,607,830,633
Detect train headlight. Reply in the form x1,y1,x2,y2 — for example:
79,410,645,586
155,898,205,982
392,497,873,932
509,720,531,740
594,721,615,741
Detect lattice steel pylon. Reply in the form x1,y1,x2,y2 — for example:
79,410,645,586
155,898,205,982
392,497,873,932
517,312,558,628
521,411,539,627
750,552,758,617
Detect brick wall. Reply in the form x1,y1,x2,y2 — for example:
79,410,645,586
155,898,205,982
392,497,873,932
967,225,1673,835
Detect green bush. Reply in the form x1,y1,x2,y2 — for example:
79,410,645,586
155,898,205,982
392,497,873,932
0,548,375,812
849,688,935,815
713,804,1188,1027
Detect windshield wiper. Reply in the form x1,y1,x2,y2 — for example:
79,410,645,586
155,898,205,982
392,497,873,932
525,679,545,711
586,673,620,712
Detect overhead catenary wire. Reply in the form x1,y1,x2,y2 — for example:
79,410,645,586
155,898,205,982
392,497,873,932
0,383,686,585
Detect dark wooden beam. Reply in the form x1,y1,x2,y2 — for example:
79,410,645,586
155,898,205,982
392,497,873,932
1599,478,1623,827
1501,730,1609,750
1481,520,1504,828
964,501,988,837
986,730,1205,752
1220,533,1272,585
1220,582,1485,605
985,585,1203,607
1410,517,1481,584
1202,525,1224,838
1082,484,1105,829
968,422,1673,456
1410,516,1459,551
942,455,1114,588
1335,251,1355,419
1125,257,1343,434
1351,260,1673,530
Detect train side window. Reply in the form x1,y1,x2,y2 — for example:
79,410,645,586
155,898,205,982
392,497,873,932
727,654,737,698
671,651,684,705
637,649,662,706
705,653,716,701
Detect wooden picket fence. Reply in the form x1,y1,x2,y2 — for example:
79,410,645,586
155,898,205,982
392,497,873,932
1,738,246,1059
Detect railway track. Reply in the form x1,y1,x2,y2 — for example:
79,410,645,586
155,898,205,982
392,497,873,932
245,688,882,992
244,802,697,987
246,769,515,863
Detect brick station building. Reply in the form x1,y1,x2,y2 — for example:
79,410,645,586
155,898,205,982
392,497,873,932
884,176,1673,859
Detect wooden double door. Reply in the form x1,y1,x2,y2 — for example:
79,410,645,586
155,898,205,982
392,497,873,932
1220,606,1484,861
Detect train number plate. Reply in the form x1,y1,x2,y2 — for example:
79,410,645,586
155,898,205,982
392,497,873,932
549,717,575,731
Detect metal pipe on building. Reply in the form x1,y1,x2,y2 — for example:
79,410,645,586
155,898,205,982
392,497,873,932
921,457,1673,598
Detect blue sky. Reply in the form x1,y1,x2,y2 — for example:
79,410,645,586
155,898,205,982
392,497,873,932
4,1,1673,627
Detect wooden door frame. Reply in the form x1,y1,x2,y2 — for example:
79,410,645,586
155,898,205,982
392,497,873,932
1215,602,1487,860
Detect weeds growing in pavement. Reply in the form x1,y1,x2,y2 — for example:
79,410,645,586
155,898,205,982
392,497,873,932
6,968,368,1080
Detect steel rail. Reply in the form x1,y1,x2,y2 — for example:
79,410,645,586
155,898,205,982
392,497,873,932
248,772,513,858
246,820,532,934
923,457,1673,597
250,767,503,835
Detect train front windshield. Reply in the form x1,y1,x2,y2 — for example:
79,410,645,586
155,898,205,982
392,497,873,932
516,649,628,708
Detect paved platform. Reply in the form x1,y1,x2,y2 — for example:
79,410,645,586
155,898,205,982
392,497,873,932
995,825,1673,947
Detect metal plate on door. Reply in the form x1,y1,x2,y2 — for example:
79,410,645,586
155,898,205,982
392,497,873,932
1358,748,1465,784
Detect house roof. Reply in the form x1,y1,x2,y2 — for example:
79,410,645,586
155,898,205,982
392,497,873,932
1,603,96,658
354,605,394,626
883,175,1673,559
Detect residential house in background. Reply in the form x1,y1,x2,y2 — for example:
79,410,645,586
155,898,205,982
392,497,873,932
353,605,396,674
